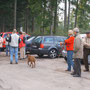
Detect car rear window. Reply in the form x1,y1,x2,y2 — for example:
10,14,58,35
44,37,53,43
57,37,66,42
33,36,42,43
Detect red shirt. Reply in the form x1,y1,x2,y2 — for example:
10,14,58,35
19,35,25,48
65,36,75,51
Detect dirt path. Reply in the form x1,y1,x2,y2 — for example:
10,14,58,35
0,53,90,90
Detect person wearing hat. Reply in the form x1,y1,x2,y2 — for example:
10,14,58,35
60,30,75,71
72,28,83,77
83,31,90,72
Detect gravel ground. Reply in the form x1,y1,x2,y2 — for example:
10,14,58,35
0,52,90,90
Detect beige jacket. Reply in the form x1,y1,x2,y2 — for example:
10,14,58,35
83,36,90,49
0,37,3,48
73,34,83,59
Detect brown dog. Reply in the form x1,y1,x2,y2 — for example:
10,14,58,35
27,54,36,68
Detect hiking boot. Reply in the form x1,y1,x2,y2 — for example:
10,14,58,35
71,72,76,75
16,62,18,64
83,70,89,72
73,74,81,77
10,62,12,64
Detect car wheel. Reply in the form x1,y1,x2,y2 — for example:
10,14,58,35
49,49,57,59
38,54,44,57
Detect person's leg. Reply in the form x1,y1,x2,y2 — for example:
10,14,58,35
69,51,74,68
22,47,24,58
23,47,26,59
20,47,23,59
73,59,81,77
15,47,18,63
67,51,71,71
83,47,89,71
6,45,8,56
77,59,81,76
0,48,1,55
10,46,14,64
73,59,77,75
8,45,10,55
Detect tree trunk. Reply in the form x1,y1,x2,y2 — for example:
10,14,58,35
50,0,54,35
31,17,34,33
75,0,78,27
14,0,17,29
2,16,5,32
53,0,58,34
42,23,44,34
64,0,67,30
67,0,70,30
2,22,5,32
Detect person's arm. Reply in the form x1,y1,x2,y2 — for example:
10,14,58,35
60,42,65,45
74,38,81,53
6,37,9,42
65,37,74,44
9,36,11,42
18,38,21,44
84,38,90,47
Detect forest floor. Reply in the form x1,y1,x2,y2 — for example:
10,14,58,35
0,52,90,90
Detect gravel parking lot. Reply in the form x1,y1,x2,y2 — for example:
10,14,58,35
0,52,90,90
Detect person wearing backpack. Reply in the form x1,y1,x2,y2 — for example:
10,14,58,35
0,35,3,55
9,29,20,64
19,32,26,60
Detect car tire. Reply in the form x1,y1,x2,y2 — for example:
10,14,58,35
38,54,44,57
49,49,57,59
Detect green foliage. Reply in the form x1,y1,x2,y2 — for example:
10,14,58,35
0,0,89,35
77,0,90,30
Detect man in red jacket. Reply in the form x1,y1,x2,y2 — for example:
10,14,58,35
60,30,75,71
19,32,26,60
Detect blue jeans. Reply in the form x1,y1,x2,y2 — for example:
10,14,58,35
67,51,74,71
6,45,10,56
10,46,18,63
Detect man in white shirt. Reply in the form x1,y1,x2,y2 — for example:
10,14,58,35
9,29,20,64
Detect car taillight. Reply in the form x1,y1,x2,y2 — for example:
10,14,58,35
40,43,44,48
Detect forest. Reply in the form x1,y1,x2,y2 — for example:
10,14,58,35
0,0,90,35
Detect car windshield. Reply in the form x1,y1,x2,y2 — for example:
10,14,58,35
44,37,53,43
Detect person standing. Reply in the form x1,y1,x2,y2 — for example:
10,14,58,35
83,31,90,72
60,30,75,71
5,34,10,56
19,32,26,60
72,28,83,77
0,35,3,55
9,29,20,64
